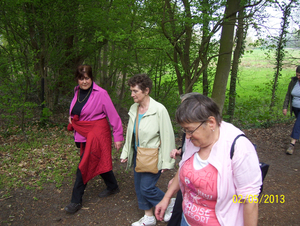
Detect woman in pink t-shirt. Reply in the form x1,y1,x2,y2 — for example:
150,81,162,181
155,94,262,226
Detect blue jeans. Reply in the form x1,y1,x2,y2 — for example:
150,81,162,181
133,150,164,210
180,213,189,226
291,107,300,140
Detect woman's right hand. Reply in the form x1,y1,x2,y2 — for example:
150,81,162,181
168,178,174,188
155,197,170,221
120,158,128,163
68,116,72,124
283,109,287,116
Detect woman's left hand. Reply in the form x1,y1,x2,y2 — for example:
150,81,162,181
114,141,123,151
170,148,182,159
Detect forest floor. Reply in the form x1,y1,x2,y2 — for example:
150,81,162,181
1,121,300,226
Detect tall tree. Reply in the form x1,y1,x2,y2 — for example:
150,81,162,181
0,0,124,128
269,0,298,113
211,0,241,112
227,8,247,122
160,0,266,100
161,0,226,94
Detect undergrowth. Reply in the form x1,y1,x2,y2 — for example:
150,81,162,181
0,109,295,199
0,124,78,197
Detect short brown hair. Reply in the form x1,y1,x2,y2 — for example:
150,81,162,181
176,94,222,126
128,74,152,93
75,65,94,81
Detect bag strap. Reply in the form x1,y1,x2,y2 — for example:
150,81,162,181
135,107,139,145
230,134,246,159
135,106,161,148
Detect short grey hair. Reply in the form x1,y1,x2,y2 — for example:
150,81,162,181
180,92,201,102
176,94,222,126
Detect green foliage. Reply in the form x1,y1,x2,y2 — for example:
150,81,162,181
0,76,38,134
39,107,53,126
223,48,299,128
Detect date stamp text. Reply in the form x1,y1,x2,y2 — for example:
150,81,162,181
232,194,285,204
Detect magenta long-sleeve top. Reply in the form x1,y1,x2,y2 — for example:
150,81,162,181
69,82,124,143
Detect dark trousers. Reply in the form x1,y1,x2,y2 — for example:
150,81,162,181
168,133,185,225
71,168,118,204
167,189,183,226
71,143,118,204
291,107,300,140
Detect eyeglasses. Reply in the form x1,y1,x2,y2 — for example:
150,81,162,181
181,121,205,135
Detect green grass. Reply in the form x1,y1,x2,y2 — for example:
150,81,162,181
191,49,300,128
223,48,300,128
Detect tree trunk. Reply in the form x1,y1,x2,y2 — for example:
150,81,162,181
269,0,294,112
202,68,209,96
200,1,210,96
211,0,240,113
227,9,246,122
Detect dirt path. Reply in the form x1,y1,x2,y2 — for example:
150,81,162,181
1,122,300,226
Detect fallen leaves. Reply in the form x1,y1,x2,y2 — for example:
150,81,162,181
0,125,78,196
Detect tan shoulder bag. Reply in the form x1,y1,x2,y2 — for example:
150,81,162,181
135,107,160,174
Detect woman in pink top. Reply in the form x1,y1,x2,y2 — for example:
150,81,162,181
155,94,262,226
64,65,124,214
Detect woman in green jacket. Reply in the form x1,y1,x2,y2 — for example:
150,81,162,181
120,74,176,226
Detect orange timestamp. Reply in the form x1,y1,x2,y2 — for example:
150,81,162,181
232,194,285,204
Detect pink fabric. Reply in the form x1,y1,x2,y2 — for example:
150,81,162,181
180,155,220,225
179,121,262,226
69,82,123,143
68,115,113,184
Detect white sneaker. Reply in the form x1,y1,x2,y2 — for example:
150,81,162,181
131,215,156,226
164,198,176,222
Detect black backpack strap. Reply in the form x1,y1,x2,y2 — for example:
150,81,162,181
230,134,247,159
230,134,269,194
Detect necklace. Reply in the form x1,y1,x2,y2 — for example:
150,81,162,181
77,87,92,103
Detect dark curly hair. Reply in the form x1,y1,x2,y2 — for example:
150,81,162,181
128,74,152,93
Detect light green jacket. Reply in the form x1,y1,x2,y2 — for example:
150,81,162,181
120,97,176,171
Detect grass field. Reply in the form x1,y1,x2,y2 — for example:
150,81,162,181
225,48,300,128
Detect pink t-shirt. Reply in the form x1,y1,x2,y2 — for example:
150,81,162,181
180,154,220,226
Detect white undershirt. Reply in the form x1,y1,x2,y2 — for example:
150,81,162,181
193,152,209,170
